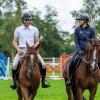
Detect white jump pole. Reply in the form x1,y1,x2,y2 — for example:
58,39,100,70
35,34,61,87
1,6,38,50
52,57,55,77
5,57,10,80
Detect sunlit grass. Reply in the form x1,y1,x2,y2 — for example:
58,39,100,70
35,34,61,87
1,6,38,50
0,80,100,100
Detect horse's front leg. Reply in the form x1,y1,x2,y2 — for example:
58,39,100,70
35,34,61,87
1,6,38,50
17,87,23,100
64,80,73,100
29,91,37,100
77,87,84,100
66,86,73,100
21,86,29,100
89,85,97,100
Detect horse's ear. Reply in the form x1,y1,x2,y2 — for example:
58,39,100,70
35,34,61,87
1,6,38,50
35,42,40,50
40,36,44,42
26,42,30,49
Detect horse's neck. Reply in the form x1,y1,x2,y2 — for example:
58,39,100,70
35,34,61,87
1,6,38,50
83,53,89,61
77,55,91,75
75,54,88,72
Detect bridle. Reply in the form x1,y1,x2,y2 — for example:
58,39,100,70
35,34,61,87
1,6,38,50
81,41,100,72
25,49,38,78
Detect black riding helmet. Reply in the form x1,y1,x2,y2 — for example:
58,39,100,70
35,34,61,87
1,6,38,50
21,12,32,20
76,14,89,22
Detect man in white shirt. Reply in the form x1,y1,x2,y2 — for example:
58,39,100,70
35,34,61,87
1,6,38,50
10,12,50,89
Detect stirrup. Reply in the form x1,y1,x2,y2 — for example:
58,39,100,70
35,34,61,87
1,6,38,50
66,79,71,86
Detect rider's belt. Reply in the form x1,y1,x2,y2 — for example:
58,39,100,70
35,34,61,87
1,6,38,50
19,47,27,49
79,38,87,41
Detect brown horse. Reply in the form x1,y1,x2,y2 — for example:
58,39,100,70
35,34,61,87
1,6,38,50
16,43,40,100
63,39,100,100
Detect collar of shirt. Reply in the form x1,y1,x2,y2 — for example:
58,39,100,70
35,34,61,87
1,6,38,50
80,24,90,30
21,24,33,30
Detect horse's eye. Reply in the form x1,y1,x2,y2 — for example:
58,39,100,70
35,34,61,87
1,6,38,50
25,55,29,58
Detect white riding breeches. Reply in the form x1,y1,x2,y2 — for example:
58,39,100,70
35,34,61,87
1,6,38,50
12,49,26,70
12,50,46,70
37,54,46,69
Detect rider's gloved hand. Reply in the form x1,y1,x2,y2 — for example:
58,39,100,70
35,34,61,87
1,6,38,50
17,48,22,55
78,50,84,56
39,36,45,43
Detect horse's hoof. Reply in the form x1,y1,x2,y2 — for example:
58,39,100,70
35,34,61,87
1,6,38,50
27,72,35,79
83,97,87,100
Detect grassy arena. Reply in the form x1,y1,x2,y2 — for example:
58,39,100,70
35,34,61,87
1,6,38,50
0,79,100,100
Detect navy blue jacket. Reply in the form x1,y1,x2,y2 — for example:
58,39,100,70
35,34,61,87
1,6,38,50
74,25,96,54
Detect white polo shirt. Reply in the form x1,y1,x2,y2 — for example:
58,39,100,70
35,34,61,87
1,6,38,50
14,25,39,48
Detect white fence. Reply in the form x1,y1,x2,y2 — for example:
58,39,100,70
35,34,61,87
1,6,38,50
43,57,62,79
0,57,62,80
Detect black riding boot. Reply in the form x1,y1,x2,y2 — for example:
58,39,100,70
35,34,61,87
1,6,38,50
66,54,81,86
10,69,17,90
66,59,74,86
40,68,50,88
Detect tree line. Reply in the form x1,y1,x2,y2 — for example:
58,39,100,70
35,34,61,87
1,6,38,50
0,0,100,57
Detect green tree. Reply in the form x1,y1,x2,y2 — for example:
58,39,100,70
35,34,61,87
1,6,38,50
0,1,72,57
31,5,67,57
0,0,27,56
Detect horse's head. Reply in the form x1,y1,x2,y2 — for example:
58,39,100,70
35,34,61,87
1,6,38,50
85,39,100,72
25,42,39,78
26,42,38,62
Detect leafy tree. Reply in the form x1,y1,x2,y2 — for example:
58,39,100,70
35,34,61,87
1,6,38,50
0,0,27,56
31,5,67,57
0,1,73,57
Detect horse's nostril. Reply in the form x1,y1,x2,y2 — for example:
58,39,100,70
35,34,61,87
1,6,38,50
90,64,99,72
27,70,34,78
30,73,34,78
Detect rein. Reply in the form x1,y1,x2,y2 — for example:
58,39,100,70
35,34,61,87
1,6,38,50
81,56,89,64
26,64,36,70
25,52,38,72
81,56,98,65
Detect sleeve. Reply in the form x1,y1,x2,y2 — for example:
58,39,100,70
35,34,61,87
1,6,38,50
91,28,96,39
14,27,19,38
74,28,83,53
34,27,39,39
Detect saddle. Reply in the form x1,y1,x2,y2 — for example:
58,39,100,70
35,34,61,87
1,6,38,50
69,55,82,79
15,57,25,83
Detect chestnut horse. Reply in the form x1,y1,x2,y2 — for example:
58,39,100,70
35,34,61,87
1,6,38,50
63,39,100,100
16,43,40,100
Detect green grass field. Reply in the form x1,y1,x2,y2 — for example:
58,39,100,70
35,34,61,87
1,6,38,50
0,79,100,100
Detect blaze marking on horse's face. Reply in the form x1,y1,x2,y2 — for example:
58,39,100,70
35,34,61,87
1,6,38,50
30,54,34,64
91,47,96,70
